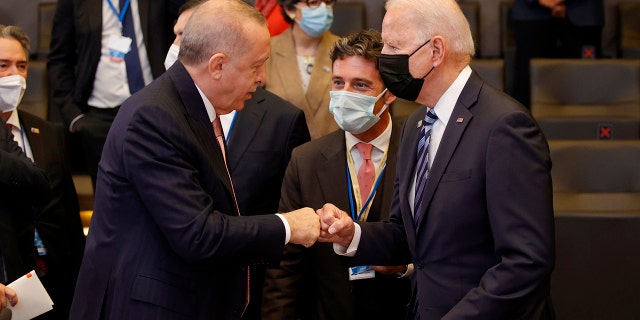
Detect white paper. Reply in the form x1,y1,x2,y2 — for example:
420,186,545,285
6,270,53,320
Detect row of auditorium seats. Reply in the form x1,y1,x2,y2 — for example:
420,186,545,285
549,140,640,319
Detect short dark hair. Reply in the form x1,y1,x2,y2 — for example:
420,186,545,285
330,29,383,66
0,25,30,59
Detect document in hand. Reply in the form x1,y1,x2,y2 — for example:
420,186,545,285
7,270,53,320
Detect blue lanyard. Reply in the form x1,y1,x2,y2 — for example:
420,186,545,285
225,112,238,143
106,0,131,24
346,165,385,221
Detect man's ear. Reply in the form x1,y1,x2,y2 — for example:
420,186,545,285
208,53,227,80
430,36,446,68
383,90,397,106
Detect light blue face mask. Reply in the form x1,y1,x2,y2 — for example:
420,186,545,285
329,89,388,134
298,2,334,38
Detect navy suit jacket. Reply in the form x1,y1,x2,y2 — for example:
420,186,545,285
70,63,288,320
0,120,50,283
227,87,310,217
47,0,183,125
263,124,411,320
351,71,556,320
19,111,86,319
225,87,310,319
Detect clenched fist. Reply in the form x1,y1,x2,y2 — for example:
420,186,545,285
282,207,320,247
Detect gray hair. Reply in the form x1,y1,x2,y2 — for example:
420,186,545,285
0,25,30,60
385,0,475,58
179,0,267,66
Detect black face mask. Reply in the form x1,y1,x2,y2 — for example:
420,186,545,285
378,39,435,101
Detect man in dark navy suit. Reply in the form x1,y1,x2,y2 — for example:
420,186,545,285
318,0,556,319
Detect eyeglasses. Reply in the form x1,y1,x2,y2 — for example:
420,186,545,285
304,0,335,9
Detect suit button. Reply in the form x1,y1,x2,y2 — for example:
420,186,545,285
416,263,424,269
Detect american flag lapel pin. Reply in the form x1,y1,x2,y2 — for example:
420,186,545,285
30,127,41,134
456,117,464,123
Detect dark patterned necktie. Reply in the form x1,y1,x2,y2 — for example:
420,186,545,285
413,108,437,224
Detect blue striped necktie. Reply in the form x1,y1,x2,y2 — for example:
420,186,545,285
414,108,438,224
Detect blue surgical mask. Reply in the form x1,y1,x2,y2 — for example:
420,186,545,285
0,75,26,113
329,89,388,134
298,3,333,38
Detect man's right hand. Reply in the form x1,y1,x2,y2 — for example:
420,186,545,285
282,207,320,248
0,283,17,310
317,203,355,248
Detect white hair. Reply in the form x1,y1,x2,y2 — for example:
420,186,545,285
385,0,475,57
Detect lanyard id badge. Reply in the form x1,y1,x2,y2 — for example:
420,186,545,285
349,265,375,280
108,35,132,62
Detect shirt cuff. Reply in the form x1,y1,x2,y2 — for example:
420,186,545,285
275,213,290,245
333,223,361,257
397,263,414,278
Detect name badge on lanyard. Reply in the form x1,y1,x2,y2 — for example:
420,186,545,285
108,35,132,62
106,0,133,62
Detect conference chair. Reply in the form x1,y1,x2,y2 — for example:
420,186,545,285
329,2,366,37
618,2,640,58
530,58,640,140
19,60,49,120
37,2,57,60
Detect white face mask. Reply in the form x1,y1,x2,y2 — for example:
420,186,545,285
164,44,180,70
329,88,388,134
0,75,27,113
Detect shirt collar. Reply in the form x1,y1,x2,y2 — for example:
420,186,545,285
195,84,217,122
6,109,21,131
431,65,472,125
345,116,392,153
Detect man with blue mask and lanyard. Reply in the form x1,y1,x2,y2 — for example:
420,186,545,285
262,29,411,320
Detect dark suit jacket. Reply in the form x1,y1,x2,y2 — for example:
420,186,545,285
226,86,310,319
351,72,555,320
512,0,604,27
69,62,288,320
19,111,86,319
0,120,50,284
262,124,411,320
227,86,310,217
47,0,183,125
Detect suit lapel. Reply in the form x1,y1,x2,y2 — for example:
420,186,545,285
414,72,482,230
317,132,351,212
371,122,401,221
168,63,236,205
226,89,267,173
19,116,46,165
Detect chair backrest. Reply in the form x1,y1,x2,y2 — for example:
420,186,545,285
19,60,49,120
618,2,640,58
38,2,57,60
459,2,480,56
329,2,366,37
470,59,504,91
530,59,640,139
550,140,640,193
552,211,640,320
